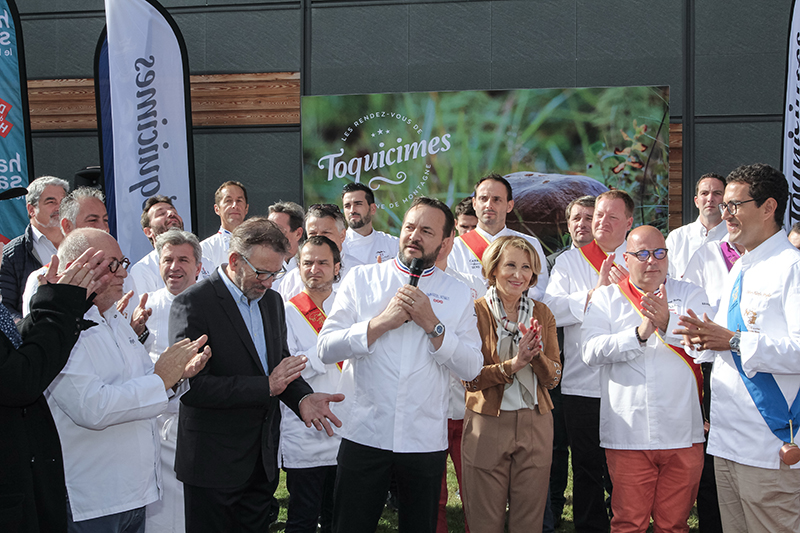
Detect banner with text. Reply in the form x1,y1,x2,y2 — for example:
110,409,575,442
302,87,670,254
0,0,33,243
783,0,800,229
96,0,195,262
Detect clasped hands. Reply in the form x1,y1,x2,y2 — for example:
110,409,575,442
509,318,543,373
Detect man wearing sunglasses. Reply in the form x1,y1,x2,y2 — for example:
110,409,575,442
169,216,343,532
676,163,800,532
582,225,713,532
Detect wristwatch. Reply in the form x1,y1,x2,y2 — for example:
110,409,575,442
729,331,741,353
427,322,445,339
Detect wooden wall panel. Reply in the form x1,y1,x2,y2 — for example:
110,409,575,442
669,123,683,231
27,72,301,131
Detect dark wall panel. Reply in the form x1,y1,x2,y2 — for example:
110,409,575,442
491,0,577,89
407,2,492,91
31,133,100,185
21,15,105,79
192,130,301,238
310,5,410,95
694,121,782,177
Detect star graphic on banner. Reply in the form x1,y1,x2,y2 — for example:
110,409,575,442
386,130,390,134
371,133,375,137
377,129,384,134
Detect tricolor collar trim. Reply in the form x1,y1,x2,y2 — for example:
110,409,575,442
393,257,436,278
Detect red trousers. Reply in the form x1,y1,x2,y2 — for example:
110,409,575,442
606,444,704,533
436,418,470,533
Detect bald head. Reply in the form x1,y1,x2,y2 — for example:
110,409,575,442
624,226,668,292
58,228,127,313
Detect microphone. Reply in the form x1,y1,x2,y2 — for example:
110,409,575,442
408,258,424,287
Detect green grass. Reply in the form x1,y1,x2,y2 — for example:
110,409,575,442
269,455,700,532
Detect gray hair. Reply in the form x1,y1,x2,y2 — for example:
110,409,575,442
59,187,105,227
305,204,346,232
229,217,288,258
155,228,202,264
56,228,107,273
26,176,69,207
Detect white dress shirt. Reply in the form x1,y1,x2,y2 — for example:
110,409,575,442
447,225,549,300
30,224,57,265
666,217,727,278
46,305,182,521
279,292,343,468
694,231,800,469
130,248,212,296
682,236,740,312
543,241,627,398
582,277,712,450
318,259,482,452
200,227,231,272
344,227,399,265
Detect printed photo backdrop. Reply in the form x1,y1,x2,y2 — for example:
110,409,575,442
302,86,669,255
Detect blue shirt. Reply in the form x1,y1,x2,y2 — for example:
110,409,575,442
218,266,268,374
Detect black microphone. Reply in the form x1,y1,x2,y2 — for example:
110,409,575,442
408,258,424,287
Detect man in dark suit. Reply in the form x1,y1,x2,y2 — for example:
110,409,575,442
169,216,343,532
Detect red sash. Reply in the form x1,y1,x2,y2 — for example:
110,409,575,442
579,240,608,274
460,230,491,262
289,291,342,371
617,277,703,404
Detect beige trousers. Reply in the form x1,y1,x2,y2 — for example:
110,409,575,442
714,456,800,533
461,408,553,533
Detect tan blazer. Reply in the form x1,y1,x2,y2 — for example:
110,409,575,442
464,297,561,416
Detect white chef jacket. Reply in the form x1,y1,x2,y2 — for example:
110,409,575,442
270,256,298,293
694,230,800,469
447,225,549,300
582,277,712,450
200,227,231,272
279,292,343,468
344,227,399,265
318,258,483,452
143,287,185,533
278,251,357,302
46,305,184,521
444,267,487,420
666,217,727,278
130,248,212,296
543,241,627,398
682,236,740,312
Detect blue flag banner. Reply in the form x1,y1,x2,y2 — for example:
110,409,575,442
0,0,33,243
95,0,195,263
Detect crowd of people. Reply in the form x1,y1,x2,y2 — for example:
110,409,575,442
2,163,799,533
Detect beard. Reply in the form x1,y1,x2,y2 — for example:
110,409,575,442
348,211,372,230
399,241,441,270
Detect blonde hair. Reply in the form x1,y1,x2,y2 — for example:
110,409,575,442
481,235,541,290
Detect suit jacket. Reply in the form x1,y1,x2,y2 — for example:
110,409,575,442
169,269,312,489
0,224,43,320
463,297,562,417
0,284,93,532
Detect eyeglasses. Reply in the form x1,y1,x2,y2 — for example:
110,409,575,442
241,254,286,281
718,199,756,216
625,248,668,262
108,257,130,273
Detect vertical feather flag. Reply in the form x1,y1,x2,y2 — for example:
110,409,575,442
95,0,195,262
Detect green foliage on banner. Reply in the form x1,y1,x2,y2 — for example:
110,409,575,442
302,86,669,248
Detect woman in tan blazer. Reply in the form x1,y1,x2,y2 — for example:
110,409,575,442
461,235,561,533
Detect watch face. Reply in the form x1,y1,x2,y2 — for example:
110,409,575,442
435,323,445,336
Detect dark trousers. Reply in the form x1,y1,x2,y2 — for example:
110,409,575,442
548,383,570,523
183,450,275,533
285,465,336,533
563,394,610,533
333,439,447,533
